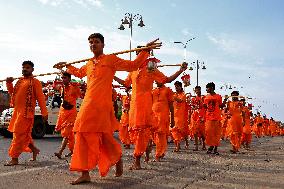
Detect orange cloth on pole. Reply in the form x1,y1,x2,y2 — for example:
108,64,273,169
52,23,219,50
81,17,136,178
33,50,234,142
152,86,173,158
70,132,122,177
171,92,188,143
204,93,222,146
67,51,149,173
6,77,47,158
55,84,81,151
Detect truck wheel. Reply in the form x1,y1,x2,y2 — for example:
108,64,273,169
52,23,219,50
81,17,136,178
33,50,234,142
32,116,46,139
2,129,12,138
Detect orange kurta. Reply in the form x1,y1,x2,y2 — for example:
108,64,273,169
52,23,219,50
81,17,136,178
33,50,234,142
125,66,168,157
241,106,252,144
204,94,222,146
55,83,81,151
190,96,206,137
269,119,277,137
152,85,173,158
254,116,263,137
226,101,243,150
171,91,188,143
6,77,48,158
119,95,131,145
263,118,270,136
67,51,149,176
221,110,229,139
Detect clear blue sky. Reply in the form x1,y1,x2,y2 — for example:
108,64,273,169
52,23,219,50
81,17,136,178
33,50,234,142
0,0,283,121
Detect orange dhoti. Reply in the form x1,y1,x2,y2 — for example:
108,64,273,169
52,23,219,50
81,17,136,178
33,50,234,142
8,112,35,158
191,118,205,138
171,126,188,143
205,120,222,146
129,127,151,157
119,124,131,145
227,116,243,150
70,132,122,177
241,133,252,144
9,132,33,158
119,112,131,145
55,108,77,151
153,132,167,158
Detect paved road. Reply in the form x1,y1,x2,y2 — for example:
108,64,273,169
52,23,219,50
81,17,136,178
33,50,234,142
0,134,283,189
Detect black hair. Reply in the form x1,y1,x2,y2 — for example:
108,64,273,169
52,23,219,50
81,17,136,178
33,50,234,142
231,91,239,96
206,82,215,90
62,72,71,79
22,60,34,68
195,86,201,90
88,33,104,43
174,81,183,88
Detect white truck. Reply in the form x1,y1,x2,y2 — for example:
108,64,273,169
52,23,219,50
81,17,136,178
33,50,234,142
0,96,82,138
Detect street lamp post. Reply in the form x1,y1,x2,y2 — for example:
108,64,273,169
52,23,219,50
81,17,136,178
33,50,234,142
118,13,145,60
174,37,196,61
189,60,206,86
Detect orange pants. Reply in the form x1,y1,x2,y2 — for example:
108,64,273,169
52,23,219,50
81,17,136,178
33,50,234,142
205,120,221,146
230,132,242,150
129,127,151,157
60,125,75,152
70,132,122,177
153,132,167,159
9,132,33,158
119,124,131,145
170,127,187,143
241,133,252,144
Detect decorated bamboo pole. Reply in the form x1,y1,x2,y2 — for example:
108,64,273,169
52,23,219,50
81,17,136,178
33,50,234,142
0,71,61,82
53,43,162,69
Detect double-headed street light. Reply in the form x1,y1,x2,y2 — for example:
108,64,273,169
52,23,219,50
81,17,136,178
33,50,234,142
118,13,145,60
174,37,196,61
188,60,206,87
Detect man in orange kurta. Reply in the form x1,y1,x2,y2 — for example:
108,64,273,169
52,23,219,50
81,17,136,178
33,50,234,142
203,82,225,155
5,61,48,166
54,72,81,159
54,33,156,185
226,91,244,153
261,116,268,136
119,93,131,149
254,113,263,138
221,109,229,140
190,86,206,151
114,59,187,169
152,82,174,161
269,117,277,137
241,99,252,149
171,81,189,152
